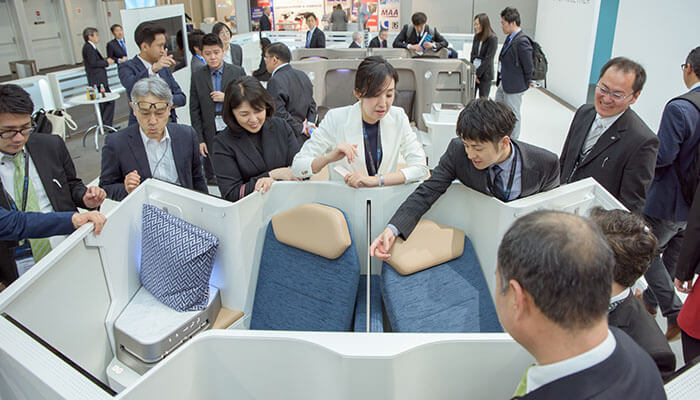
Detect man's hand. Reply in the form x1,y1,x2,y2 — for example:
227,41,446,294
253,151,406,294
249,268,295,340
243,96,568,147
152,55,176,73
119,56,128,63
254,177,275,194
370,227,397,261
210,91,225,103
124,170,141,194
675,278,694,294
423,41,434,49
200,142,208,157
107,57,115,65
409,44,422,52
72,211,107,234
328,142,359,164
475,76,480,84
344,172,379,188
82,186,106,208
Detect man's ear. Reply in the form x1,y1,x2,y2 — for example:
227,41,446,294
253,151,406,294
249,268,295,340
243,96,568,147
509,279,531,321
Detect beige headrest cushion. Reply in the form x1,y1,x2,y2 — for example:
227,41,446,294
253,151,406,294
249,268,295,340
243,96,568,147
271,203,351,259
387,219,465,275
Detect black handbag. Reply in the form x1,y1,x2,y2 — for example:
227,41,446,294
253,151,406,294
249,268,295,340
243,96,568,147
31,108,53,133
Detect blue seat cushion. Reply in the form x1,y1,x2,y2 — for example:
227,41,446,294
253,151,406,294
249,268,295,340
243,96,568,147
250,217,361,331
381,236,502,333
353,275,384,332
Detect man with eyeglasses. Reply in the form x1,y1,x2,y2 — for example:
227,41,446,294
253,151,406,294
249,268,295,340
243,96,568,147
560,57,659,214
641,46,700,343
0,84,107,287
99,76,207,201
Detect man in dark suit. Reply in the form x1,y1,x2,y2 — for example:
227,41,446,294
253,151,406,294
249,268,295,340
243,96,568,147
106,24,128,64
349,32,362,48
369,28,388,48
304,13,325,48
642,46,700,342
589,208,676,379
392,12,449,53
118,22,186,125
0,84,106,286
82,27,115,127
265,42,317,143
259,6,273,31
100,76,207,201
560,57,658,214
496,7,533,140
190,34,246,184
496,210,666,399
370,100,559,257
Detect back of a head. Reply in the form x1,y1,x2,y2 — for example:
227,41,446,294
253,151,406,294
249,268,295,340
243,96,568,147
134,22,166,48
266,42,291,64
411,12,427,26
456,99,516,144
497,210,614,330
187,30,206,54
0,84,34,115
260,37,271,50
599,57,647,94
354,56,398,98
588,207,658,288
687,46,700,77
500,7,521,26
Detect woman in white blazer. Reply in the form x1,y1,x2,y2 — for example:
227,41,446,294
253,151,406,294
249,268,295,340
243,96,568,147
292,56,428,187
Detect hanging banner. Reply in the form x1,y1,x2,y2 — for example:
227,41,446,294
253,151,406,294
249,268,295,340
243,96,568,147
377,0,400,31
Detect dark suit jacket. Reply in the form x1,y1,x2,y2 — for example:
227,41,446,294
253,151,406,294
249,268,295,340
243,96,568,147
259,14,272,31
306,28,326,48
0,133,89,285
677,183,700,281
190,55,206,71
228,43,243,67
560,105,659,214
267,64,317,141
118,56,187,125
608,295,676,379
190,63,246,144
99,123,208,201
389,139,560,238
349,41,361,48
106,38,127,61
0,207,75,242
82,43,109,89
253,55,271,82
517,327,666,399
368,36,387,48
470,34,497,82
497,31,534,94
392,24,448,51
210,117,300,202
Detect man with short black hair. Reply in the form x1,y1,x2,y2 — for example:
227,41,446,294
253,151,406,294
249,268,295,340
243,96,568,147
106,24,128,64
190,33,246,184
265,42,317,143
0,84,106,286
392,12,448,54
118,22,186,125
82,27,115,127
369,28,388,48
370,99,559,259
560,57,658,214
496,211,666,398
305,13,325,48
188,29,207,71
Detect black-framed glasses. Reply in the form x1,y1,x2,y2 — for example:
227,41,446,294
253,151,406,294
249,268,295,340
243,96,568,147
681,63,688,71
135,102,170,112
0,123,35,140
595,84,634,102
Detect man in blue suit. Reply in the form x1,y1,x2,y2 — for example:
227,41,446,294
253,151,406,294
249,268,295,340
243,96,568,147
100,76,207,201
118,22,186,125
0,207,106,241
641,46,700,342
106,24,128,64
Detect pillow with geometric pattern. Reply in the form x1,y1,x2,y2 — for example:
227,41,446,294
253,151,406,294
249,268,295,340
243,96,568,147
139,204,219,312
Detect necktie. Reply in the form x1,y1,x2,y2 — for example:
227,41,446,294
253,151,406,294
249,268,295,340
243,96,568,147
306,31,312,48
212,70,223,113
10,153,52,262
501,34,513,55
512,365,533,398
491,165,507,201
582,119,606,156
120,39,127,55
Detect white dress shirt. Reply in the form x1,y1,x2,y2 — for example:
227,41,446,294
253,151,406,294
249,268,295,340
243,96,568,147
139,127,180,185
582,111,625,155
270,63,288,78
137,55,157,76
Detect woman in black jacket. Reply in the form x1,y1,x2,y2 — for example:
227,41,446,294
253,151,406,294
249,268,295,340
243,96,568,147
470,13,498,98
211,76,300,202
253,37,272,82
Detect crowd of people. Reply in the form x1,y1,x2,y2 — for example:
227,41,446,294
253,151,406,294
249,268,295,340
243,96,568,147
0,6,699,398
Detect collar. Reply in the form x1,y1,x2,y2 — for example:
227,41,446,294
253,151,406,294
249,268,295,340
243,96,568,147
493,142,516,172
527,329,616,394
271,63,288,77
88,41,97,49
308,26,316,35
508,28,522,40
137,55,153,70
354,41,362,47
594,110,625,132
139,126,170,146
195,54,206,64
610,287,631,305
209,64,224,75
1,149,23,160
691,81,700,91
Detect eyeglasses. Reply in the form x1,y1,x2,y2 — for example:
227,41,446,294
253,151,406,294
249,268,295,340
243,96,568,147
0,124,34,140
681,63,688,71
595,85,634,102
135,102,170,112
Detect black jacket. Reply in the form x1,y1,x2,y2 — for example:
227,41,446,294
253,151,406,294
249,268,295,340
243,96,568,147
106,38,127,61
560,105,659,214
305,28,326,48
266,64,317,141
82,42,109,88
470,34,497,82
368,36,388,48
259,14,272,31
392,24,448,51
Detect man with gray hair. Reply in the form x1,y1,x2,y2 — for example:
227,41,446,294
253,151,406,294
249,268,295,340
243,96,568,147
349,32,362,48
99,76,207,200
496,210,665,398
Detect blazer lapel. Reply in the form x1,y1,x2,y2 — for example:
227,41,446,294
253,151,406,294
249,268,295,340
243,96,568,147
346,103,368,175
167,124,188,184
578,110,629,168
204,67,213,92
377,108,398,174
568,107,596,166
24,139,59,210
512,140,534,196
126,126,152,178
229,127,267,173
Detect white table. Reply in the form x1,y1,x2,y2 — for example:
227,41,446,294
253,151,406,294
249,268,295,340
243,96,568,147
68,91,120,151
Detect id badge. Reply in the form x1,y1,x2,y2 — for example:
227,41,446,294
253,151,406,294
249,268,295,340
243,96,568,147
11,242,35,277
473,58,482,68
214,115,226,132
498,61,502,73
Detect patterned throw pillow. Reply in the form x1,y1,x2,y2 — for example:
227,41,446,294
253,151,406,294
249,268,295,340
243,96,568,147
139,204,219,312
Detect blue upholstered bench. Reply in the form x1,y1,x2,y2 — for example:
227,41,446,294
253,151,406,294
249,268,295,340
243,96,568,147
353,275,384,332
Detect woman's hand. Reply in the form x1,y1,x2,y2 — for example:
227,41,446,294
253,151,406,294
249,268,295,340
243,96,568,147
254,177,275,194
269,167,298,181
344,172,379,188
327,142,359,164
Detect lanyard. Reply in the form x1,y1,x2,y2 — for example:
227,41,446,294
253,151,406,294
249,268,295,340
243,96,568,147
362,123,382,176
486,149,517,201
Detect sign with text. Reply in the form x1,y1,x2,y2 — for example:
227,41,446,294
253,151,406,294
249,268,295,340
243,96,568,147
378,0,399,31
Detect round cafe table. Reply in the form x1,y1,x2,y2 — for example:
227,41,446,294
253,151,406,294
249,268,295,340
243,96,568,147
68,91,120,151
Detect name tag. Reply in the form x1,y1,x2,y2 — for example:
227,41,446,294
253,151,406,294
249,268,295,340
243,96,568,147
215,115,226,132
498,61,502,73
473,58,482,68
11,242,35,277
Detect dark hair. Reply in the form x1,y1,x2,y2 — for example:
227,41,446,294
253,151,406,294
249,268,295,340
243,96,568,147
265,42,291,63
134,22,166,47
498,210,614,330
82,27,98,43
686,46,700,76
456,99,516,143
187,30,206,54
222,76,275,131
354,56,398,98
260,37,271,55
588,208,658,288
379,28,388,34
110,24,122,34
474,13,494,42
0,84,34,115
500,7,521,26
306,12,317,22
599,57,647,94
411,12,427,26
212,22,233,38
200,33,223,50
